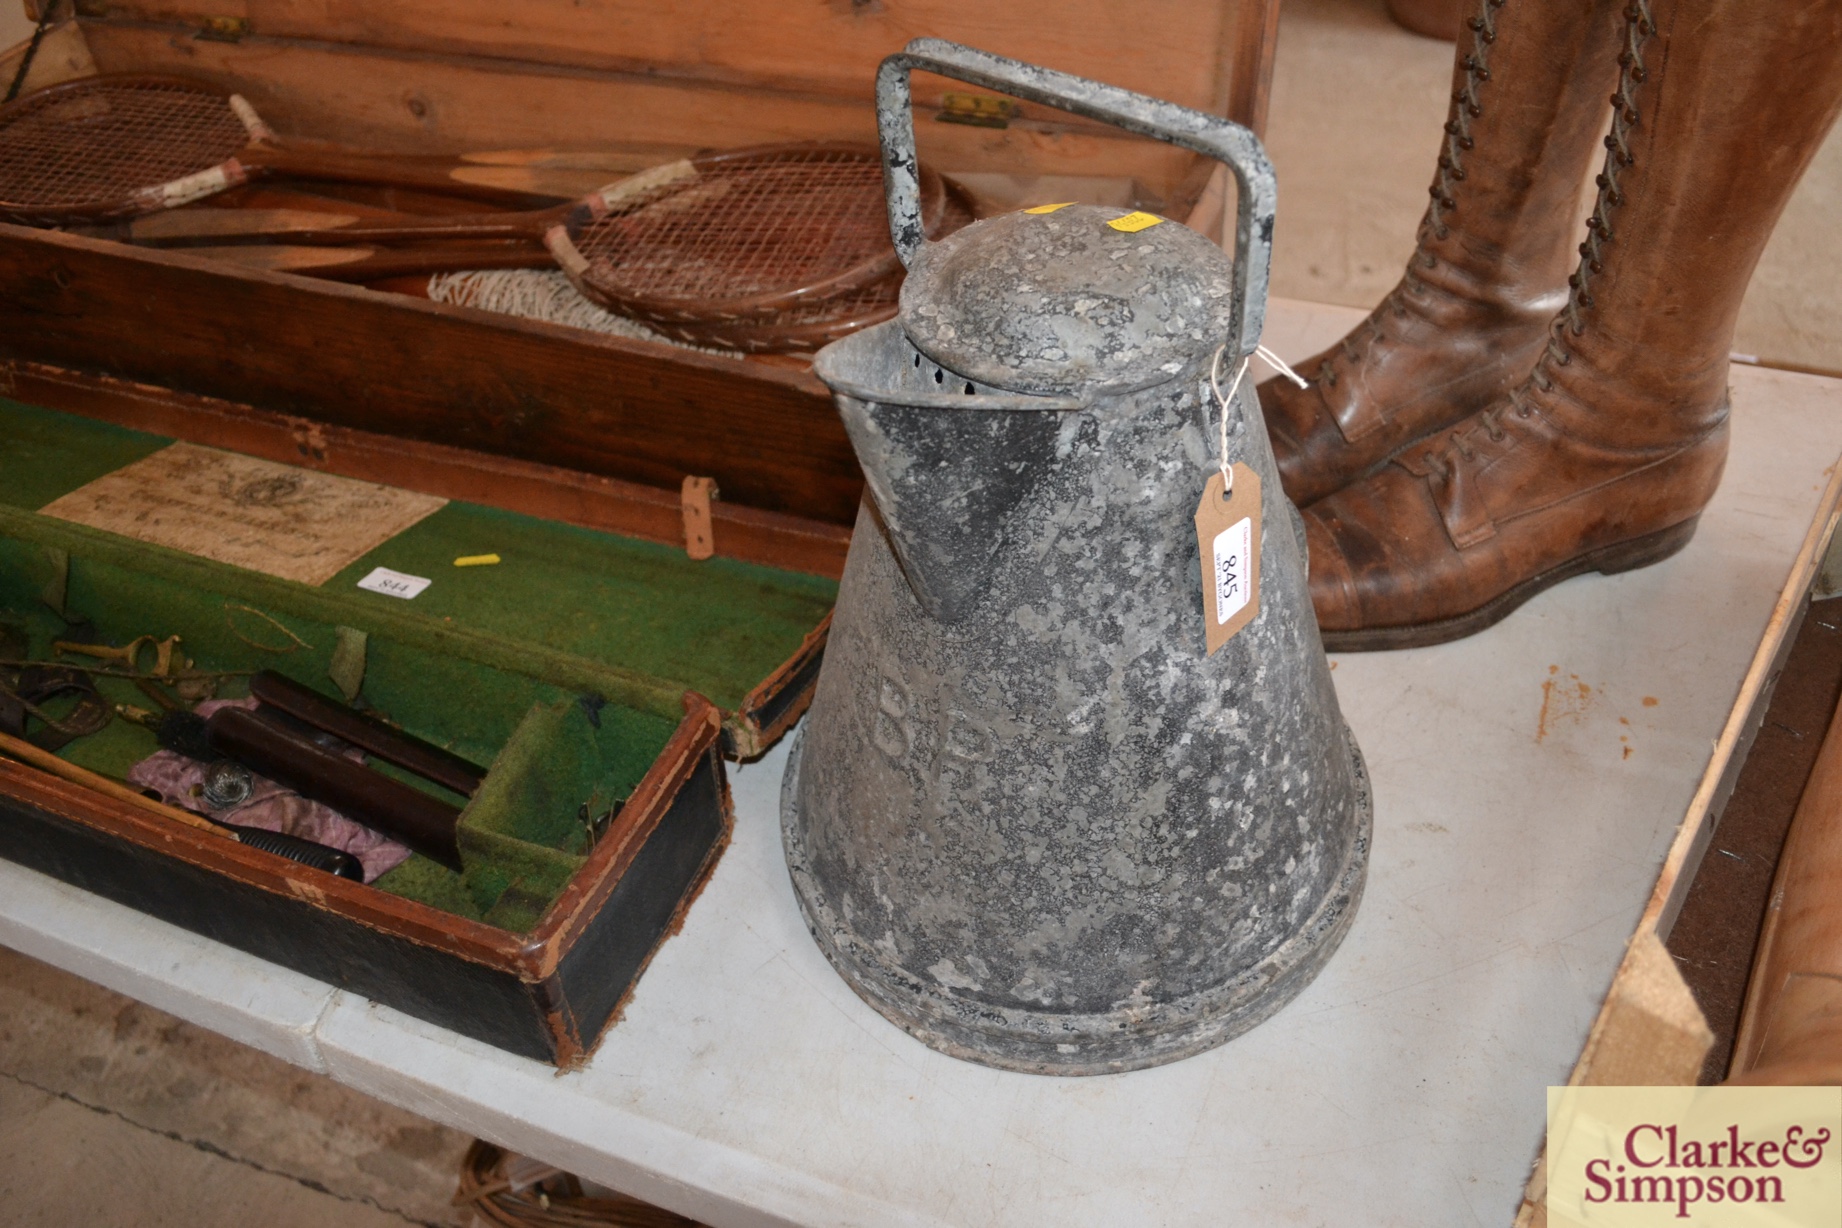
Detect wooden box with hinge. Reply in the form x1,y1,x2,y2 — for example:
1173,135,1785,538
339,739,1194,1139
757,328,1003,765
0,389,840,1066
0,0,1279,536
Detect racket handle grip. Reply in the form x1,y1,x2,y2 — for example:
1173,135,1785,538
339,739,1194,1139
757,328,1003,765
239,143,551,208
224,824,365,881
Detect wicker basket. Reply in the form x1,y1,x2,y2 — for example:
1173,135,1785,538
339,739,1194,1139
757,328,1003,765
456,1141,704,1228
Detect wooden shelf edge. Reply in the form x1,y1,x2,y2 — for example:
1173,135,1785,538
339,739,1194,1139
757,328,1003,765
1512,456,1842,1227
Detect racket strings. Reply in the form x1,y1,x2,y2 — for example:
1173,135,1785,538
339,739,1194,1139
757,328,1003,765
631,173,975,352
573,149,893,309
653,283,900,351
0,81,246,212
750,174,974,325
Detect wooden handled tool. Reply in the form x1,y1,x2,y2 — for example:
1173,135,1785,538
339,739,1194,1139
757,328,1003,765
70,148,691,245
0,75,617,225
178,240,552,282
107,143,954,331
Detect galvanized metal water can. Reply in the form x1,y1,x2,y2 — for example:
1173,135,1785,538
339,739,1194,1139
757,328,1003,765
782,39,1372,1075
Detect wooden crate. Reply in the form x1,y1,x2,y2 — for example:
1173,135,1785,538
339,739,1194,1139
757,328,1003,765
1,0,1279,538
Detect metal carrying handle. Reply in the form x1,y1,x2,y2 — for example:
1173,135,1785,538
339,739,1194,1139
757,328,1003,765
876,38,1277,361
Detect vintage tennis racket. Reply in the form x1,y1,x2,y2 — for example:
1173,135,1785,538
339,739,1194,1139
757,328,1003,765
545,143,950,329
624,175,978,352
119,140,969,350
654,279,904,352
135,142,953,318
0,75,560,225
410,168,974,353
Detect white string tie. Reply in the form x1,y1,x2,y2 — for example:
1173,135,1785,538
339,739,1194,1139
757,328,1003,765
1208,344,1306,494
1254,344,1309,389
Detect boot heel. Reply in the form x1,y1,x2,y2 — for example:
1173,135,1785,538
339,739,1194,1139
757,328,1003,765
1595,516,1701,576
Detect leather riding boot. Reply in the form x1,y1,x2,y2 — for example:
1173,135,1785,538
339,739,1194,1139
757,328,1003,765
1304,0,1842,651
1261,0,1624,507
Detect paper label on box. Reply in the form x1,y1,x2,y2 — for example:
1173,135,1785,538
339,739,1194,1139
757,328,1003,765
357,567,431,600
38,443,447,586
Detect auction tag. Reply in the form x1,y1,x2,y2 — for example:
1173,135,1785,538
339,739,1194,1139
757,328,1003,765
1194,463,1261,654
356,566,431,600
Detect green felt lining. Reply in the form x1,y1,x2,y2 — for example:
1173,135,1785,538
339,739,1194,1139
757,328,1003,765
0,540,668,930
0,397,837,931
0,398,837,712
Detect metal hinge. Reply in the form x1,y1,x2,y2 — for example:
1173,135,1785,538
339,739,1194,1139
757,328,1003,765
194,16,249,42
935,92,1020,129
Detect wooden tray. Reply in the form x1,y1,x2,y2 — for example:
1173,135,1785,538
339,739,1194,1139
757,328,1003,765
1,0,1279,532
0,392,840,1065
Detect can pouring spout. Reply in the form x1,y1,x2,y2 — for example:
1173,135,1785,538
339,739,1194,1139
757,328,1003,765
817,321,1075,623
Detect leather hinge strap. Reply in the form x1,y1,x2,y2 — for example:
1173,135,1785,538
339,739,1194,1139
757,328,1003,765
0,666,110,752
680,475,719,561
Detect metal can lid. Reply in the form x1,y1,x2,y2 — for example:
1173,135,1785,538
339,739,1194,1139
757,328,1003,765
899,203,1237,397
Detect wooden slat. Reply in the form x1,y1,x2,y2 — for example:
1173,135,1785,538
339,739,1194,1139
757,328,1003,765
1647,461,1842,941
71,0,1258,122
1727,686,1842,1082
77,22,1201,198
1223,0,1282,137
0,224,866,525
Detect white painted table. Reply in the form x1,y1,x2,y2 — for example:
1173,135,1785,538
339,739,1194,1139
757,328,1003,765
4,299,1840,1228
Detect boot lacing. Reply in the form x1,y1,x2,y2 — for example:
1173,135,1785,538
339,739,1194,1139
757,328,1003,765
1557,0,1656,342
1424,0,1657,485
1428,0,1508,241
1318,0,1507,391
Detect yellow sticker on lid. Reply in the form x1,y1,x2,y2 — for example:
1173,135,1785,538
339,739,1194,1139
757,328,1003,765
1107,211,1164,233
1024,202,1076,214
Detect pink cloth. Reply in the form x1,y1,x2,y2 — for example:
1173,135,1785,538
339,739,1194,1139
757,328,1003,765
127,697,413,882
